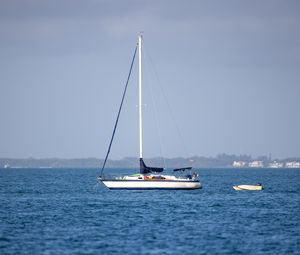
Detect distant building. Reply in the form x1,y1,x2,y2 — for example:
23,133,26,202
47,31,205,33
232,161,246,168
268,161,283,168
248,161,264,168
286,162,300,168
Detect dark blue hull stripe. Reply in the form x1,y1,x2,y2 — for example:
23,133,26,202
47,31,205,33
101,180,200,183
108,187,202,190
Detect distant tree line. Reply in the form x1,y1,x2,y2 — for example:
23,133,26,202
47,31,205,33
1,154,299,168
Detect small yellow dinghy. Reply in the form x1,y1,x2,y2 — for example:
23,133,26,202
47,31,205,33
233,184,263,191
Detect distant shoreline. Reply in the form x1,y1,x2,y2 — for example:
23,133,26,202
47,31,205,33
1,167,299,170
1,154,300,169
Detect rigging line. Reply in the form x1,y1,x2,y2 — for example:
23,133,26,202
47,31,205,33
143,48,166,169
145,49,191,164
100,45,138,178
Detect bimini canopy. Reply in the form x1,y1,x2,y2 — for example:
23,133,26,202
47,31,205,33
173,167,192,172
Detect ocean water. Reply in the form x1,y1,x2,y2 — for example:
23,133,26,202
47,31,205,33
0,168,299,255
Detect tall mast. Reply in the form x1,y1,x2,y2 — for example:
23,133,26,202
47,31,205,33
138,35,143,159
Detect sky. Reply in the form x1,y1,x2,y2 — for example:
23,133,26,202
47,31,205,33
0,0,299,159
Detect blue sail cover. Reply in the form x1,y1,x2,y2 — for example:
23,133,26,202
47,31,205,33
140,158,164,174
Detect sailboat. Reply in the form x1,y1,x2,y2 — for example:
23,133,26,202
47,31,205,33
98,35,201,190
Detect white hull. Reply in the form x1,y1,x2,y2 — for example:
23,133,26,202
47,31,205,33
233,185,263,191
102,180,202,190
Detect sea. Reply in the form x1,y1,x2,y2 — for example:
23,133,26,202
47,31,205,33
0,168,299,255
